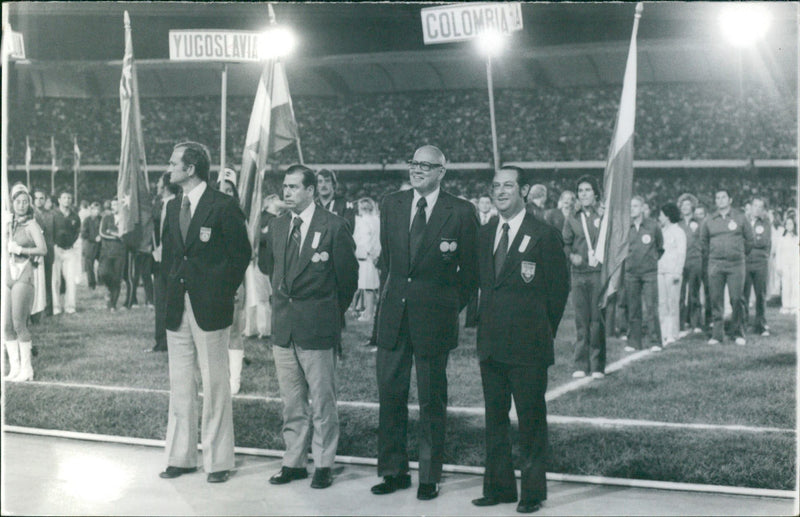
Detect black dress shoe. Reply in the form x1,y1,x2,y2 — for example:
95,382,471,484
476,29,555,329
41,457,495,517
159,466,197,479
417,482,439,500
370,474,412,495
207,470,230,483
472,495,517,506
517,500,543,513
269,466,309,485
310,467,333,489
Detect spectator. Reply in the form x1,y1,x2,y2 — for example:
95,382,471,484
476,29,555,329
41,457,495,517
776,211,798,314
657,203,686,346
51,191,81,315
525,184,547,222
80,201,102,290
98,199,126,311
677,193,704,335
743,197,772,337
31,189,55,317
353,197,381,323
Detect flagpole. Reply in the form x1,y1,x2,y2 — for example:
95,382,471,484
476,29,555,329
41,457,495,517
50,136,56,195
73,136,79,203
2,12,11,338
220,64,228,173
485,55,500,172
25,136,31,189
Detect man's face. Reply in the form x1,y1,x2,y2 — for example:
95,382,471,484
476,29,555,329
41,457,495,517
715,191,731,210
33,191,46,209
559,193,575,211
752,199,765,218
577,182,596,208
317,175,334,198
478,197,492,214
167,148,190,186
59,192,73,209
283,171,314,214
630,198,643,219
694,206,706,220
408,147,446,195
642,203,651,219
679,200,693,217
491,168,526,216
90,206,100,217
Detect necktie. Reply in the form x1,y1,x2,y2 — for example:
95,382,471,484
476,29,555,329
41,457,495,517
409,197,428,265
285,216,303,274
180,196,191,243
494,222,510,280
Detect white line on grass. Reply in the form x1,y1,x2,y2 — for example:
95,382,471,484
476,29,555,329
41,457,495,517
17,379,795,434
545,348,653,401
4,425,795,500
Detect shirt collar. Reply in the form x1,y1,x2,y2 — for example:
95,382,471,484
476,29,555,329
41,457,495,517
412,187,440,211
293,200,316,225
184,181,206,209
498,207,526,234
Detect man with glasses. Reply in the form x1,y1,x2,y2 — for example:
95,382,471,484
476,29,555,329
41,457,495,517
371,145,478,501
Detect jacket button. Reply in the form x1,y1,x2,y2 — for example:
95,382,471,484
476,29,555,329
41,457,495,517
289,298,293,303
401,298,405,303
407,277,412,283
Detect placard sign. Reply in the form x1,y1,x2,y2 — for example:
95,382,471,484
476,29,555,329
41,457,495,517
421,3,523,45
169,30,262,61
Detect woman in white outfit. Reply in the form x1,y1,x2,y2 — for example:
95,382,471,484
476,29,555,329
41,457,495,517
776,211,798,313
5,183,48,382
657,203,686,345
353,197,381,322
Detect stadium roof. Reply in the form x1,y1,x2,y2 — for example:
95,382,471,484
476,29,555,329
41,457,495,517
6,2,798,97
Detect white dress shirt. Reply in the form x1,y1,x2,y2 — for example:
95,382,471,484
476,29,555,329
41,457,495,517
493,207,526,254
290,201,317,250
410,187,440,229
183,181,207,218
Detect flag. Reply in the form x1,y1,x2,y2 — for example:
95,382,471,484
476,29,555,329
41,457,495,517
50,136,57,195
25,136,31,189
73,136,81,171
117,11,150,250
238,4,300,244
596,3,643,309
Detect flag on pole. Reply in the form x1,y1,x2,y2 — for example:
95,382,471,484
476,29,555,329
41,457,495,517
73,136,81,203
595,3,643,309
238,4,300,237
117,11,150,250
25,136,31,189
50,136,57,195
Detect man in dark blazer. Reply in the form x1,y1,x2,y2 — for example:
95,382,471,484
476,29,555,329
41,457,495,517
259,164,358,490
371,145,479,501
159,142,251,484
472,165,569,514
149,172,180,352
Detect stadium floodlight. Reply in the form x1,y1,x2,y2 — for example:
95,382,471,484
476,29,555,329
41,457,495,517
475,29,506,57
259,26,297,59
719,4,771,48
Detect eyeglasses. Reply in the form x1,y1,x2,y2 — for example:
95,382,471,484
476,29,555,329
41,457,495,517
407,160,443,172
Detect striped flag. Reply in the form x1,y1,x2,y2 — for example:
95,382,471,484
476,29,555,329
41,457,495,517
238,4,300,242
73,136,81,170
117,11,150,250
50,135,57,195
595,3,643,309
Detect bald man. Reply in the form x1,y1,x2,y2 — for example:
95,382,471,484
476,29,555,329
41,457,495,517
372,145,479,501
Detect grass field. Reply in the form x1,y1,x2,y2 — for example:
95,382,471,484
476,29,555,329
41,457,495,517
3,284,797,489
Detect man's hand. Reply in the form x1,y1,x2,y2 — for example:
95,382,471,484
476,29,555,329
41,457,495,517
570,253,583,267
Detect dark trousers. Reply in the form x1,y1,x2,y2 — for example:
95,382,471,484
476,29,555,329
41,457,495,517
125,251,154,308
480,359,548,504
571,271,605,373
625,273,661,349
43,253,54,315
680,265,705,330
377,312,449,484
82,241,99,289
464,290,479,328
153,263,167,348
99,254,125,309
743,265,768,333
708,262,746,341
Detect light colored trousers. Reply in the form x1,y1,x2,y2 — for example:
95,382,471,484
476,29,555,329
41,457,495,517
272,343,338,469
165,294,235,473
658,272,682,343
52,245,81,313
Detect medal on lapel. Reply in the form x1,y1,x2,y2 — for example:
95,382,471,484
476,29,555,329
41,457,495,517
311,231,321,249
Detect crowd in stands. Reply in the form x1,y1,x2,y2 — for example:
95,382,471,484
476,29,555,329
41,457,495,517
10,82,797,167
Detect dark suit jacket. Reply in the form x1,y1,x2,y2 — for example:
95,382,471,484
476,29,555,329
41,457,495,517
259,206,358,350
477,212,570,367
376,189,479,357
162,186,251,332
318,196,356,233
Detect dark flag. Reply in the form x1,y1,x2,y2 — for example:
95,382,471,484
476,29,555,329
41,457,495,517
596,3,643,309
117,11,150,250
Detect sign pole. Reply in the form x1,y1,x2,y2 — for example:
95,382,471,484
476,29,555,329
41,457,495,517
220,64,228,174
486,55,500,171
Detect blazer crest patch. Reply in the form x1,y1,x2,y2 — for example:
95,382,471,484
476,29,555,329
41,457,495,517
199,227,212,242
521,261,536,283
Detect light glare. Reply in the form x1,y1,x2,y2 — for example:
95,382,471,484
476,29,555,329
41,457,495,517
475,30,506,57
719,5,771,48
259,27,296,59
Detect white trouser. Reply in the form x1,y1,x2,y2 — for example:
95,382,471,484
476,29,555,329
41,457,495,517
52,245,81,313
